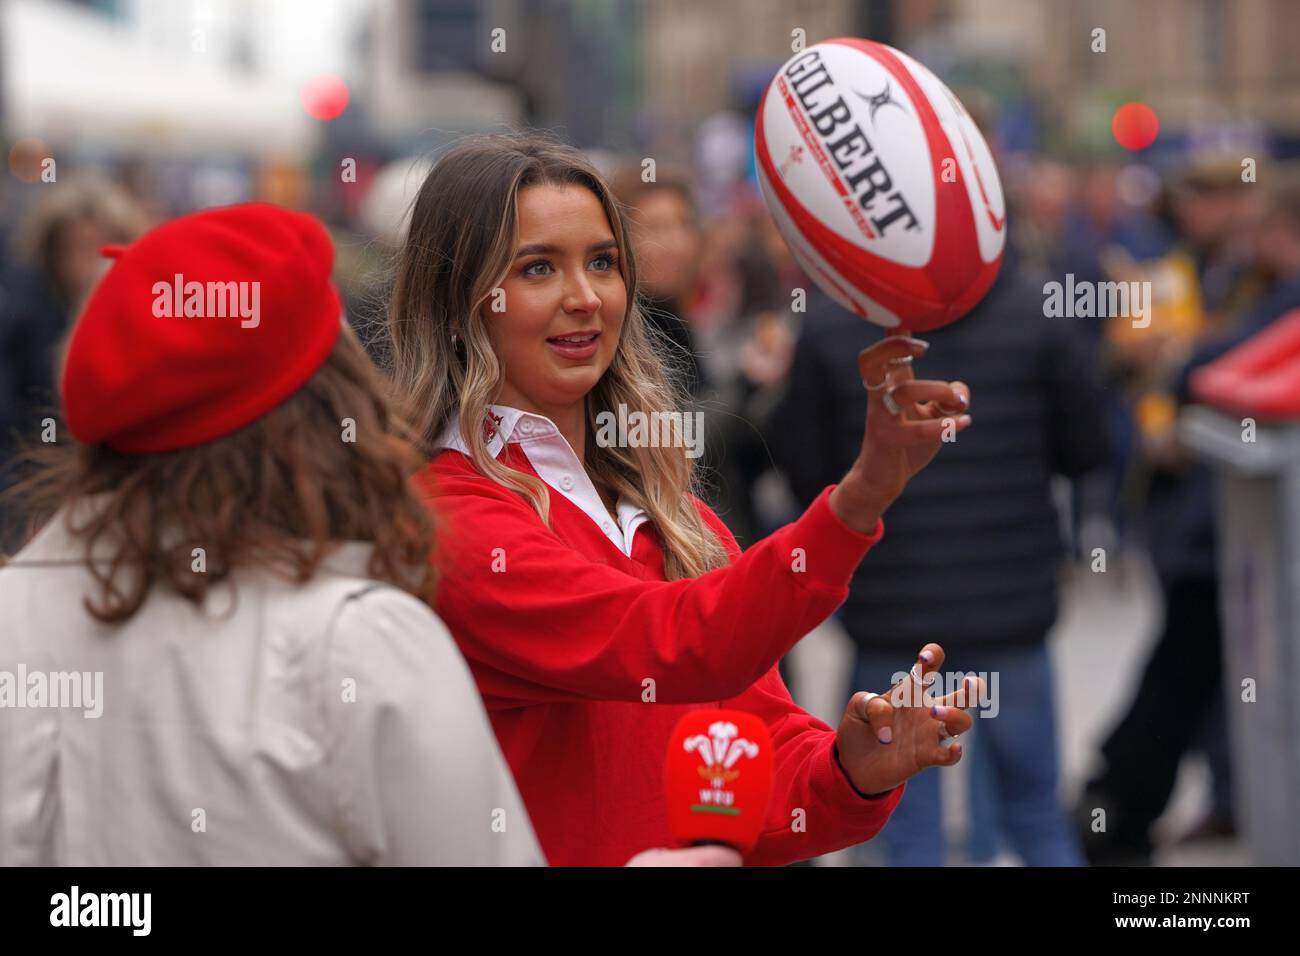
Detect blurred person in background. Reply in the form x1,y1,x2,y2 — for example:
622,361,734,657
1057,161,1174,571
0,176,150,551
1104,159,1267,404
609,162,707,398
611,166,799,549
1061,162,1175,300
693,208,800,548
769,245,1111,867
1006,159,1076,281
1211,167,1300,351
1077,165,1300,864
1075,156,1269,863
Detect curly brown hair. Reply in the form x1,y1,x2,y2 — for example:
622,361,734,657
3,328,436,623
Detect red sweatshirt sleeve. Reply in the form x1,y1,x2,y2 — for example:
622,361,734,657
427,472,884,706
721,665,905,866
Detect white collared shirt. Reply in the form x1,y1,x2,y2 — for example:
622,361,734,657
434,405,650,557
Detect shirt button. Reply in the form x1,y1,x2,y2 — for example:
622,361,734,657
519,420,534,434
602,520,614,534
560,474,574,491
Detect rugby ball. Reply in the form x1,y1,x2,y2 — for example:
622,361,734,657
755,38,1005,331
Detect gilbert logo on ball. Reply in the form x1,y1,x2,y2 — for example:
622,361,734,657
756,38,1005,331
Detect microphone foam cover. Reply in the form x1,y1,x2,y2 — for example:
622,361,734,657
665,709,774,854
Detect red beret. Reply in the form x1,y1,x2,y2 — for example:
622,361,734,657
61,203,343,454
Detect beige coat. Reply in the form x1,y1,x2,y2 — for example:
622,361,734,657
0,501,543,866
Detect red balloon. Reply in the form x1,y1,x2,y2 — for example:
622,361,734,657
1112,102,1159,151
302,75,349,122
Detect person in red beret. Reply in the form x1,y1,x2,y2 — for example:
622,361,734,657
389,131,984,867
0,203,553,865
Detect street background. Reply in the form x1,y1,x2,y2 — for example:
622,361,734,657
5,0,1300,866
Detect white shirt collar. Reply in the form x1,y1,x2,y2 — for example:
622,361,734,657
434,405,649,557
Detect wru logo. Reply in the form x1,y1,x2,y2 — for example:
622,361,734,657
683,720,761,807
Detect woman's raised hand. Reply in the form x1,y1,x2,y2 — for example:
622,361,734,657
829,332,972,532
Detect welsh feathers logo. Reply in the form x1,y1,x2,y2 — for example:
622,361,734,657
666,710,773,846
778,143,805,178
683,720,761,814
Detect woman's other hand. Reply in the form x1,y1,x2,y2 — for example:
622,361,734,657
834,642,984,797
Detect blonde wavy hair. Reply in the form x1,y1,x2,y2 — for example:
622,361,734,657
387,131,729,580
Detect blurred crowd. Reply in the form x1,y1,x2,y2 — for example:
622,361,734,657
3,91,1300,865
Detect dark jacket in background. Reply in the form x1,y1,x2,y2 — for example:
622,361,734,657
0,263,67,550
1144,269,1300,585
641,297,706,398
767,268,1111,653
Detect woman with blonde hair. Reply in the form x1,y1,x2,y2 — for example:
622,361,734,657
392,131,982,866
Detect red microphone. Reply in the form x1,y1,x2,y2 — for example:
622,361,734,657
665,709,773,854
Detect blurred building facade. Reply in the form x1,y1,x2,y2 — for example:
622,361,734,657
4,0,1300,200
630,0,1300,159
1,0,376,157
946,0,1300,147
639,0,859,125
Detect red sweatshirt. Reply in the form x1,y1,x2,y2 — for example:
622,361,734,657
419,438,904,866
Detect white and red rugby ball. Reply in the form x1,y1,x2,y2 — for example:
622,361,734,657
756,38,1005,331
